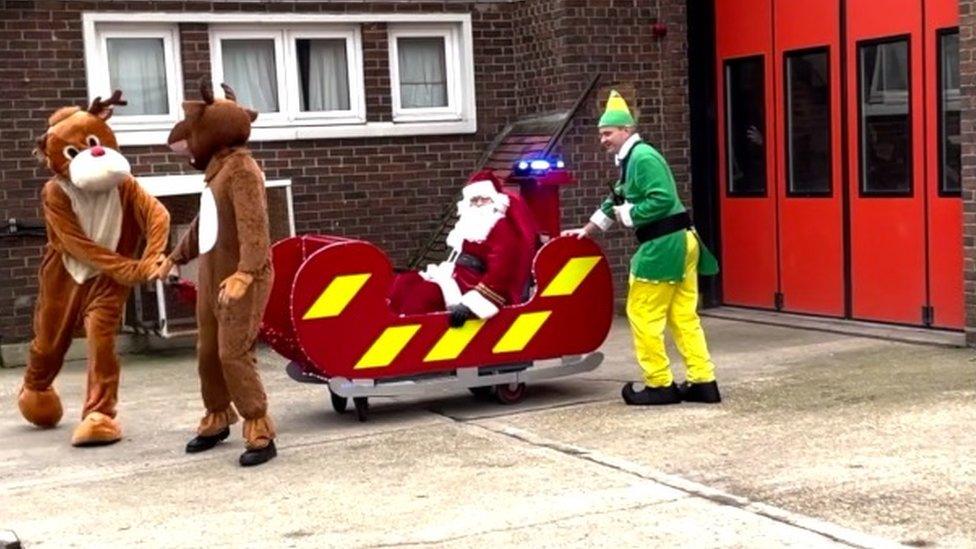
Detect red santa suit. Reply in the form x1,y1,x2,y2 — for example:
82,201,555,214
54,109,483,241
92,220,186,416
389,175,535,320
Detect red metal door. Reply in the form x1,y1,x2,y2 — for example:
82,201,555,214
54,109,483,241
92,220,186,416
924,0,962,328
716,0,778,309
845,0,926,325
773,0,845,316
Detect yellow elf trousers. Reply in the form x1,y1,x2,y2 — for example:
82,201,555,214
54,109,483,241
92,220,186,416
625,230,716,388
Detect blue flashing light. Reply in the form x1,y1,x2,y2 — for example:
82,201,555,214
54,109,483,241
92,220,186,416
514,157,566,174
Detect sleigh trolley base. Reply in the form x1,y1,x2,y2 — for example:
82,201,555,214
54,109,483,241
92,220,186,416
285,352,603,420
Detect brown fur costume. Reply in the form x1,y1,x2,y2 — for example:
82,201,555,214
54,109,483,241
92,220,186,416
159,82,275,451
19,92,171,446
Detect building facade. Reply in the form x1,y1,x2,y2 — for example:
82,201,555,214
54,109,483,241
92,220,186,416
1,0,974,345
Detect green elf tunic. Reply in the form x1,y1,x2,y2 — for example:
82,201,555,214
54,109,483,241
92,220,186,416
589,134,719,281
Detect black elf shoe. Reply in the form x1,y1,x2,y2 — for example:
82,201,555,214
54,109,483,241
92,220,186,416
239,440,277,467
621,382,682,405
185,427,230,454
677,380,722,403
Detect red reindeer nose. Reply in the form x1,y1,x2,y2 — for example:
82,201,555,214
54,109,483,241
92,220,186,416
90,146,105,157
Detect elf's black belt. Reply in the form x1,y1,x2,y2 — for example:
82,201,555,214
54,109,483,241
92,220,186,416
456,252,485,273
635,211,693,244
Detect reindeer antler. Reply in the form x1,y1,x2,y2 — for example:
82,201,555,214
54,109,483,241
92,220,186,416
199,77,214,105
220,83,237,102
87,90,127,116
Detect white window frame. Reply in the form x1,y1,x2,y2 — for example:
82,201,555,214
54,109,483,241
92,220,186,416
210,25,366,126
84,23,184,130
285,27,366,124
388,24,464,122
209,26,290,126
82,12,476,146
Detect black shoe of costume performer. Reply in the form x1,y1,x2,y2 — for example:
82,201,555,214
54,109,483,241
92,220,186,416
239,440,277,467
621,382,682,405
185,427,230,454
677,381,722,403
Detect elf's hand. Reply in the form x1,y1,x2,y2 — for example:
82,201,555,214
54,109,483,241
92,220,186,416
561,222,599,240
613,202,634,228
218,271,254,306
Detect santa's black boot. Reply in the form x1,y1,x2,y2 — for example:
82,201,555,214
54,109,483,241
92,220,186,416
621,383,682,405
677,381,722,403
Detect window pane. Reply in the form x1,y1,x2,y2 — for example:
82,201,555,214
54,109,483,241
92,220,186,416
397,37,447,109
940,31,960,195
107,38,168,116
297,38,350,112
725,57,766,195
786,50,831,195
859,40,910,195
221,39,279,112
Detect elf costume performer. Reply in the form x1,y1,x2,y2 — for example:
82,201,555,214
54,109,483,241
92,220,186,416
154,81,276,467
567,90,722,406
19,91,171,445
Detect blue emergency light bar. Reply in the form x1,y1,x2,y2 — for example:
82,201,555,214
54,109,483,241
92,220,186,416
515,158,565,173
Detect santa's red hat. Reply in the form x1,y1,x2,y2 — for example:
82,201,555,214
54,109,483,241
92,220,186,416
462,169,505,201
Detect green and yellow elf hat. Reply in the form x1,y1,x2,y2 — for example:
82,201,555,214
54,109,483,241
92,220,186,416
598,89,636,128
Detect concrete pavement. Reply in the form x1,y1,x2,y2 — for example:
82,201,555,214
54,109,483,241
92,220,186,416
1,317,973,547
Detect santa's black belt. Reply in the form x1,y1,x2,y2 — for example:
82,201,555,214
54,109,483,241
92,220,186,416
456,252,485,273
634,211,693,244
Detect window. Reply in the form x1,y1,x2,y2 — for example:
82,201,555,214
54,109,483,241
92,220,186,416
288,29,363,122
83,13,475,145
210,28,288,123
785,48,831,196
210,26,365,126
86,24,183,126
858,37,911,196
724,56,767,196
296,38,350,112
939,29,960,196
389,24,466,122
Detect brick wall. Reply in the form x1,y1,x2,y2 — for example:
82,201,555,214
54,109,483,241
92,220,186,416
514,0,692,306
960,0,976,344
0,0,690,343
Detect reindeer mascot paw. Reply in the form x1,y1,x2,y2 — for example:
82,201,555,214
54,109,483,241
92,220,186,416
155,81,276,467
20,91,170,446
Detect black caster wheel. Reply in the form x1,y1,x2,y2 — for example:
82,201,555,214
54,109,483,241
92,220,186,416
469,386,493,400
330,390,348,414
494,382,527,405
353,397,369,422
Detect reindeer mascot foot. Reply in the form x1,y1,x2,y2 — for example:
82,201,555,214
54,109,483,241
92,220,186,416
71,412,122,447
186,407,239,454
239,416,277,467
18,386,64,428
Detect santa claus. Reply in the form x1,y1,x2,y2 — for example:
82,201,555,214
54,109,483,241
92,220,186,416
389,171,537,327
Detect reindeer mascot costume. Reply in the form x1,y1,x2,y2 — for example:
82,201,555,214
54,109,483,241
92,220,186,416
19,91,171,446
155,82,276,467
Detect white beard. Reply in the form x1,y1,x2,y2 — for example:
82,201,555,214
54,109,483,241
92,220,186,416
446,201,506,250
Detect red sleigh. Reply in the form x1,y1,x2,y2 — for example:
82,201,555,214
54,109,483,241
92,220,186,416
259,233,613,420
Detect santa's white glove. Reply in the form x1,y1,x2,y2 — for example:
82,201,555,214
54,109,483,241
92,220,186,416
445,227,463,250
421,261,454,283
613,202,635,228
